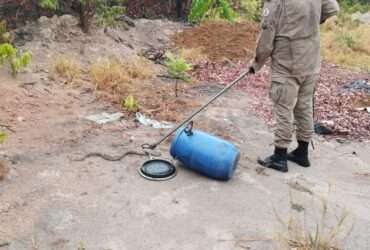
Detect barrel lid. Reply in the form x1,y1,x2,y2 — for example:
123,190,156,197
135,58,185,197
139,159,177,181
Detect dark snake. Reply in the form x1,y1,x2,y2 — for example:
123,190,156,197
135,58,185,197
74,150,161,162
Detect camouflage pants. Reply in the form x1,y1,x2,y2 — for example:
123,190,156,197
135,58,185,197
270,74,318,148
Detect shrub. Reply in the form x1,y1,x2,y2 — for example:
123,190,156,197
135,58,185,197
337,0,370,13
275,192,352,250
236,0,261,21
53,56,81,83
164,52,192,97
188,0,213,23
188,0,236,23
89,57,155,94
214,0,237,21
96,0,126,27
0,43,32,77
38,0,58,10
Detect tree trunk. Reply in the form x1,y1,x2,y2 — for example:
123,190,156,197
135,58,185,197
79,0,96,33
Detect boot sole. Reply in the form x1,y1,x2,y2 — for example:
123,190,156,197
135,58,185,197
287,155,310,167
257,158,288,173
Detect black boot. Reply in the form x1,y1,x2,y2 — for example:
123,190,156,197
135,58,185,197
257,147,288,172
287,140,310,167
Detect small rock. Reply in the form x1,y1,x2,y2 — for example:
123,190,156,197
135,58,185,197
336,138,350,144
17,116,25,122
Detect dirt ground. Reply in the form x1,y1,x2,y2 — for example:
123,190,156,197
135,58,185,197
1,17,370,250
173,21,259,61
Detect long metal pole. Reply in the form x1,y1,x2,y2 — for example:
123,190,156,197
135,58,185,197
143,70,249,150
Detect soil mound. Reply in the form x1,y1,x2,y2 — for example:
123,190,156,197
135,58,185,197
173,21,259,61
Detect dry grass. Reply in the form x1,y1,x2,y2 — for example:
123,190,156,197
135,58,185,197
179,48,208,62
88,56,199,121
275,191,352,250
89,56,156,94
321,16,370,71
53,55,81,83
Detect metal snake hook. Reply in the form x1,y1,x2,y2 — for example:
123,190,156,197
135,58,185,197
141,71,250,150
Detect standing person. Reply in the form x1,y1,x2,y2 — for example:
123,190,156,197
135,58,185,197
248,0,339,172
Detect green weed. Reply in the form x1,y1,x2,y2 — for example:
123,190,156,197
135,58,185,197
0,131,7,143
164,52,192,97
0,43,32,77
122,95,139,112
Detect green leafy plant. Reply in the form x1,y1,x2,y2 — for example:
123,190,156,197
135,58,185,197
122,95,139,112
38,0,58,10
96,1,126,27
189,0,237,23
164,52,192,97
0,131,7,143
237,0,261,21
189,0,213,23
0,43,32,77
214,0,237,20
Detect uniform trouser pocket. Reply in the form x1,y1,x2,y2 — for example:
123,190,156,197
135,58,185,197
269,82,283,104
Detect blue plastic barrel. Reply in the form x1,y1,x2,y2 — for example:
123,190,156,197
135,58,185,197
170,126,240,180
